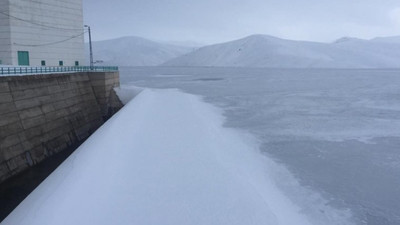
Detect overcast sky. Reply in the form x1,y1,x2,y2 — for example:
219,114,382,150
83,0,400,44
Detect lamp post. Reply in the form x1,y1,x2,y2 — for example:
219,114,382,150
84,25,94,70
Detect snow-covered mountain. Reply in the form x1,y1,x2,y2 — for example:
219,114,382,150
163,35,400,68
87,36,195,66
371,36,400,44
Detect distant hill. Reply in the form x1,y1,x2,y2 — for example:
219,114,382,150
86,36,195,66
163,35,400,68
371,36,400,44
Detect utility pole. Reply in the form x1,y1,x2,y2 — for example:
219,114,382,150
84,25,94,70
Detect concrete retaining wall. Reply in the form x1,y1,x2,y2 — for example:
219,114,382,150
88,72,122,119
0,71,122,183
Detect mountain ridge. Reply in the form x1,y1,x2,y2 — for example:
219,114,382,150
86,36,195,66
163,34,400,68
87,34,400,68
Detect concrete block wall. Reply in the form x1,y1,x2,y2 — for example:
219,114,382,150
0,71,121,183
88,72,123,119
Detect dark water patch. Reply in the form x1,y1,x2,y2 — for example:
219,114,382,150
193,78,225,82
0,141,84,222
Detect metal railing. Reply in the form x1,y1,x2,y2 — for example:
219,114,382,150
0,66,119,76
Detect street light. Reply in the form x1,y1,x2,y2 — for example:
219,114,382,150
84,25,94,70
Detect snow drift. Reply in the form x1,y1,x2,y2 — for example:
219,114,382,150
2,89,353,225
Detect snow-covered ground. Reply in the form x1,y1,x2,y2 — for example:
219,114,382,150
2,88,353,225
119,67,400,225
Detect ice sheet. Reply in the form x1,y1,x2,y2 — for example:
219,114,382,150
119,67,400,225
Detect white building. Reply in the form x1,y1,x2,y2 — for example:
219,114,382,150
0,0,85,66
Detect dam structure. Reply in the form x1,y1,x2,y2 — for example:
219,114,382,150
0,0,85,66
0,68,123,183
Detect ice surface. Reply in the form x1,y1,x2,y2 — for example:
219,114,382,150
3,88,354,225
119,67,400,225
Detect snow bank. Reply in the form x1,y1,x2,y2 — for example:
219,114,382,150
3,89,346,225
114,85,144,104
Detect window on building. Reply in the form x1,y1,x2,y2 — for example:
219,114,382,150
41,60,46,66
59,61,63,66
75,61,79,66
18,51,30,66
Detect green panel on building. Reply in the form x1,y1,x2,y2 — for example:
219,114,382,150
17,51,29,66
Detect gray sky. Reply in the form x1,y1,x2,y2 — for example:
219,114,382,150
83,0,400,44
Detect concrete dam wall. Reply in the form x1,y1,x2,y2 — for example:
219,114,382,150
0,72,123,183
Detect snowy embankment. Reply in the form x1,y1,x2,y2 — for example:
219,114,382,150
4,88,344,224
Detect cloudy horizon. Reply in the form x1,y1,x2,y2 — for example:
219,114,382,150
83,0,400,44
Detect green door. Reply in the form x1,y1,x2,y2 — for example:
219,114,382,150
18,51,29,66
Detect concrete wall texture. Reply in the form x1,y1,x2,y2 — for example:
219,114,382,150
0,72,122,183
0,0,11,65
0,0,85,66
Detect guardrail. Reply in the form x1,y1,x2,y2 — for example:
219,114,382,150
0,66,119,76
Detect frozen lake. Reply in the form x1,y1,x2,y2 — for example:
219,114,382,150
120,67,400,225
